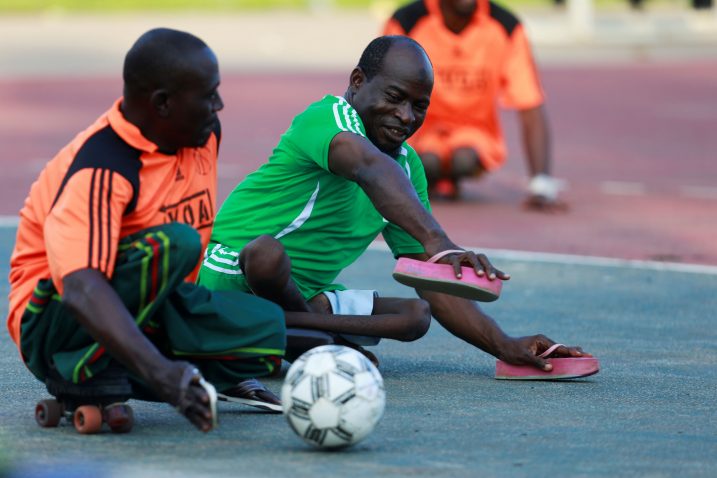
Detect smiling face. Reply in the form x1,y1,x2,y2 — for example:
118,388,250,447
348,42,434,156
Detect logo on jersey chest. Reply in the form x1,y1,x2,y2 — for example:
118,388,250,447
159,189,214,230
436,67,488,91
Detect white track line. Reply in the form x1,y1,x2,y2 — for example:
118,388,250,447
368,241,717,276
2,217,714,276
0,216,19,227
598,183,717,200
681,186,717,200
600,181,646,196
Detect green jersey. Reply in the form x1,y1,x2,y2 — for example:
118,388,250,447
199,95,431,299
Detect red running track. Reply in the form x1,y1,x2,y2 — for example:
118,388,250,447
1,62,715,264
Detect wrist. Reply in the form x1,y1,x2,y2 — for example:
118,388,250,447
492,333,516,360
141,354,175,384
423,232,456,257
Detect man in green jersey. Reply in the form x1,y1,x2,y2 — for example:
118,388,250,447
199,36,585,371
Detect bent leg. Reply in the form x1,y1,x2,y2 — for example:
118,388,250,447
20,222,202,384
371,297,432,341
159,283,286,392
284,296,431,342
451,147,483,180
419,151,443,188
239,235,312,312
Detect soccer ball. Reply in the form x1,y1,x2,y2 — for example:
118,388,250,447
281,345,385,449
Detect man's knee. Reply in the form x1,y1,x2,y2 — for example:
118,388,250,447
400,299,431,342
451,147,481,178
157,223,203,277
419,151,442,183
163,222,203,260
240,235,290,282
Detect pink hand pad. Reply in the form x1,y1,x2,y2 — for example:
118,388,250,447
495,357,600,380
392,257,502,302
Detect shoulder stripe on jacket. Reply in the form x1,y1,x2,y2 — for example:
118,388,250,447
86,168,114,272
489,1,520,37
87,168,97,270
105,170,113,272
391,0,429,34
332,96,366,137
52,125,142,215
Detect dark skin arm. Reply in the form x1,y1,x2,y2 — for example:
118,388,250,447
520,105,551,178
404,252,586,371
328,132,508,279
62,268,213,431
327,125,577,366
519,105,568,213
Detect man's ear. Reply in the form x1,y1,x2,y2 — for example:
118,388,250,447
150,89,171,118
348,67,366,93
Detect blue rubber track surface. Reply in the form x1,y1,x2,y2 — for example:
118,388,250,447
1,226,716,478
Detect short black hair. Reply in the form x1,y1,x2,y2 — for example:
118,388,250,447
357,35,427,81
123,28,209,97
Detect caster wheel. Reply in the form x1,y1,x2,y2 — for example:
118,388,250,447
35,399,63,427
74,405,103,434
106,403,134,433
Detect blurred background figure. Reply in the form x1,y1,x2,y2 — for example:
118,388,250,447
692,0,713,9
384,0,567,211
629,0,645,11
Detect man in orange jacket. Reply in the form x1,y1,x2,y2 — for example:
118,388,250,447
384,0,567,210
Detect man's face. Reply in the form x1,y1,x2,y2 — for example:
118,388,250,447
350,44,433,156
165,47,224,149
443,0,477,17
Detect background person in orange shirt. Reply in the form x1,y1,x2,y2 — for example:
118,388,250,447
384,0,567,210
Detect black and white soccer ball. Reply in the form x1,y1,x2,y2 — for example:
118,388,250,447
281,344,385,449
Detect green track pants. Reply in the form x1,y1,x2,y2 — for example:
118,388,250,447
20,223,286,393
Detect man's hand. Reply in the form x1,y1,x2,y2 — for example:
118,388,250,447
497,334,587,371
152,362,216,432
63,269,216,432
433,250,511,281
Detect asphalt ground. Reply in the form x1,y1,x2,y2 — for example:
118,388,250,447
1,227,716,477
1,7,717,478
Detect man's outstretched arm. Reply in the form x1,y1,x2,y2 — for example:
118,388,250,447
328,132,507,279
403,253,584,370
417,289,584,371
62,268,214,431
329,132,451,257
